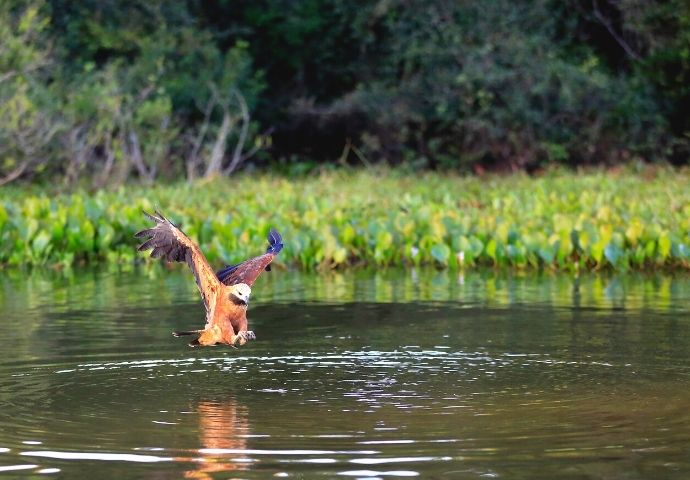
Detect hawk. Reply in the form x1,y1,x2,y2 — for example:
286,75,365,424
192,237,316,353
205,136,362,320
135,211,283,347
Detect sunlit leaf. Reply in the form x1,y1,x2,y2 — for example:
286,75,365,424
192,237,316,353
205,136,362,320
658,234,671,259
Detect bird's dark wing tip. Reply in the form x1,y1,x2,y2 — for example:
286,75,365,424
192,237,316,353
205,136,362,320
143,210,169,225
216,263,240,283
134,228,150,239
137,238,157,252
268,228,281,243
266,228,284,254
154,209,169,222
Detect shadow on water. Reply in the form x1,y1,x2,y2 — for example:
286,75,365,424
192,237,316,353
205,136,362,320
0,267,689,478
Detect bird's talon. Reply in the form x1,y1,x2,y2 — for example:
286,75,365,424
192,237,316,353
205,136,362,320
232,330,256,346
237,330,256,341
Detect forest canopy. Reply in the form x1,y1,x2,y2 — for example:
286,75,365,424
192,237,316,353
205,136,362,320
2,0,690,185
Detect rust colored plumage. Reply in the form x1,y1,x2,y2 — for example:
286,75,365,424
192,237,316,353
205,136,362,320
135,211,282,347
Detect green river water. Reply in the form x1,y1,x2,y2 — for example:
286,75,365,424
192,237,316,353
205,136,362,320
0,268,689,479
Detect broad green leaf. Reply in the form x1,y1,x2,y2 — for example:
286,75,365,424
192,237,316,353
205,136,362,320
430,243,451,265
658,234,671,259
333,247,347,264
32,230,51,255
486,239,497,260
604,242,621,266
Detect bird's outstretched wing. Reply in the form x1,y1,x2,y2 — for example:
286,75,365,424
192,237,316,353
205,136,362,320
135,211,222,320
216,228,283,287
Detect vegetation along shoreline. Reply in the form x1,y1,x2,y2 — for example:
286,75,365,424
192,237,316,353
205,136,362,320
1,169,689,271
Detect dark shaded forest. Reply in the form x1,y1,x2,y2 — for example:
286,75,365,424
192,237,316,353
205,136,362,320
2,0,690,185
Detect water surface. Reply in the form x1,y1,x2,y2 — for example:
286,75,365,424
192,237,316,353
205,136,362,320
1,268,689,479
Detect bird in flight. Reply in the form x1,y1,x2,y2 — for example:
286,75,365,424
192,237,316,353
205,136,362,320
135,211,283,347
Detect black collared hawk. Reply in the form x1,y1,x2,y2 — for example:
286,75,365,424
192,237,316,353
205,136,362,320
135,211,283,347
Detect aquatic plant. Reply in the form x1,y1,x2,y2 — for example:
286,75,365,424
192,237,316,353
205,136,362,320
1,169,689,271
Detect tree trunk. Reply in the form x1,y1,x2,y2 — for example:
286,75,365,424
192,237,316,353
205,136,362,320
204,110,233,177
224,90,250,175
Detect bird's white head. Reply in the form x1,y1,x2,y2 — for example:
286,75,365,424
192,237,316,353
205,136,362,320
229,283,251,306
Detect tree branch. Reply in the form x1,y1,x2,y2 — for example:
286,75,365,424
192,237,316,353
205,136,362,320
204,109,234,177
0,160,31,186
186,88,218,180
592,0,641,61
224,89,251,175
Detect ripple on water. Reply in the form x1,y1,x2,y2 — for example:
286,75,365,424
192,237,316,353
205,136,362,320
2,284,690,478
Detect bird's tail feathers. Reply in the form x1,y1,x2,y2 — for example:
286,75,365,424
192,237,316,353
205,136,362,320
172,330,202,337
173,330,203,347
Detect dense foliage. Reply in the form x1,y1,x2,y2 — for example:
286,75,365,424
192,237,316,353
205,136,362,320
1,170,689,271
1,0,690,185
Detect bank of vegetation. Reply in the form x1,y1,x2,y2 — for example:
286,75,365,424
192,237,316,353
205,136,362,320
1,170,689,271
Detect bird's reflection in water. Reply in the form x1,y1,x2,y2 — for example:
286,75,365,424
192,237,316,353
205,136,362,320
183,399,250,479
